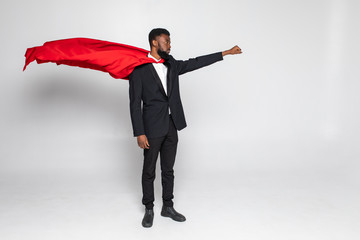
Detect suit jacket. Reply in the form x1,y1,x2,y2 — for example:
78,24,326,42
129,51,223,138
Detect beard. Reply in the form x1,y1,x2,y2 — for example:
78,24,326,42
157,48,170,61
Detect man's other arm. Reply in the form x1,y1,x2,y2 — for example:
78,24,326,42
129,69,145,137
129,69,150,149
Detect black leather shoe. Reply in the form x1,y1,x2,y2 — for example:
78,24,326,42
161,206,186,222
142,208,154,228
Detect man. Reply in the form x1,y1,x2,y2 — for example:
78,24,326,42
129,28,242,228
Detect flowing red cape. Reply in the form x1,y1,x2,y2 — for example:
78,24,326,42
23,37,164,80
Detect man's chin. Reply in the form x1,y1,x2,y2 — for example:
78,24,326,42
157,50,170,61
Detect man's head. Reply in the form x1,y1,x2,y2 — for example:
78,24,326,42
148,28,171,60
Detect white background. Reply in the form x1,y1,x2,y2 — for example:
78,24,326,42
0,0,359,239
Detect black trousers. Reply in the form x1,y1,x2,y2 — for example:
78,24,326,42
142,115,178,210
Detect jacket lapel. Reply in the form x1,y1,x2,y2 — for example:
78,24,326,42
149,64,167,97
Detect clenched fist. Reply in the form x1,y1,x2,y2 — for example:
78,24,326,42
222,45,242,56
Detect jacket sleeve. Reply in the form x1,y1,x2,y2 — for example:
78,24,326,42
175,52,223,75
129,68,145,137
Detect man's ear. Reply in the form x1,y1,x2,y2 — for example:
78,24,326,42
152,39,158,48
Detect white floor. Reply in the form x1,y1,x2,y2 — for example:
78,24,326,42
1,168,359,240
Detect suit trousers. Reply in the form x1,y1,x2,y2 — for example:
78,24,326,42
142,115,178,210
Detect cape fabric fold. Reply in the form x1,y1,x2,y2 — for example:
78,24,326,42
23,37,164,80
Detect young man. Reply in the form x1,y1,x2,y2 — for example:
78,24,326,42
129,28,242,228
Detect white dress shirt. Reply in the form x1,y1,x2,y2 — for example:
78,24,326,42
147,53,171,114
148,53,168,95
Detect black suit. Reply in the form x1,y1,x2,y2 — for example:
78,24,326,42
129,52,223,209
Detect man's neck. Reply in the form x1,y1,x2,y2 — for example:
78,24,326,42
149,49,161,61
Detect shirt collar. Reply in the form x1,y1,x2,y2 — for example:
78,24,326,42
148,52,162,62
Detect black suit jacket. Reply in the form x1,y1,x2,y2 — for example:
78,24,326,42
129,52,223,138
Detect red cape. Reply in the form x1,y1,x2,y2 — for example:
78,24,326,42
23,37,164,80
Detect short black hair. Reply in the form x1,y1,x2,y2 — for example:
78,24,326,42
148,28,170,47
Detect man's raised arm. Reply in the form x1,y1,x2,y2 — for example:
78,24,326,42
175,45,242,75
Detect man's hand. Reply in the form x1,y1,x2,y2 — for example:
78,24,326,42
137,134,150,149
222,45,242,56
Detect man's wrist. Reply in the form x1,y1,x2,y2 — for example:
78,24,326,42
222,50,230,57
